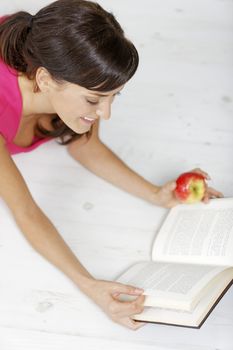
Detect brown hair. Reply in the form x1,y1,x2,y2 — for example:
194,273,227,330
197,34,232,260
0,0,139,144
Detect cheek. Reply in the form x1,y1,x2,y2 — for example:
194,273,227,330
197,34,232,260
53,93,88,119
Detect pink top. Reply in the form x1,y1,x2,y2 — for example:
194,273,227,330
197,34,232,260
0,59,51,155
0,16,51,155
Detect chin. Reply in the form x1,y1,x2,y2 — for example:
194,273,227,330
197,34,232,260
62,120,90,134
74,125,91,134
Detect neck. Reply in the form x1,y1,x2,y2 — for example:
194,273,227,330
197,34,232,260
18,74,55,117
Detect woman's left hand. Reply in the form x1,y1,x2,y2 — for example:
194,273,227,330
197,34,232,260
153,168,224,209
191,168,224,204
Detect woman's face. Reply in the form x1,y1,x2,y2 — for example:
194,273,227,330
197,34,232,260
48,79,124,134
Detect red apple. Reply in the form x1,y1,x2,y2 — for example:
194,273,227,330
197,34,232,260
174,172,206,204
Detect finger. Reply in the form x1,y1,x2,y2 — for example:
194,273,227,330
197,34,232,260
207,187,224,198
128,319,146,330
111,295,145,318
111,283,144,296
134,321,147,329
202,193,209,204
203,186,224,203
112,292,120,299
121,317,147,330
191,168,211,180
109,299,143,318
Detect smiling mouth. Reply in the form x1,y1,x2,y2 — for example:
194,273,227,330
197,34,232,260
80,117,96,125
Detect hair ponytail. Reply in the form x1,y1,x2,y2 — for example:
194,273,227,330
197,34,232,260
0,0,139,144
0,12,33,72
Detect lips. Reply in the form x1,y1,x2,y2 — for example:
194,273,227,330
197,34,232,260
80,117,96,125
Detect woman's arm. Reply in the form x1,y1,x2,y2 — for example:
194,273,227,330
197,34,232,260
0,135,145,330
68,121,160,203
68,122,223,208
0,136,94,289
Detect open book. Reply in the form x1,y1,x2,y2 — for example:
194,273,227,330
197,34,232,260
116,198,233,328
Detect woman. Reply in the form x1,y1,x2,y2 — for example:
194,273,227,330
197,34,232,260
0,0,222,330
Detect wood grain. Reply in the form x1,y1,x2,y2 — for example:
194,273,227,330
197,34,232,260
0,0,232,349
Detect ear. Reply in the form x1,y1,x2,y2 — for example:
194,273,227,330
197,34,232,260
35,67,54,93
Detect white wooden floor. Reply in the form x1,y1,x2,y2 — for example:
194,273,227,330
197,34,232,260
0,0,233,349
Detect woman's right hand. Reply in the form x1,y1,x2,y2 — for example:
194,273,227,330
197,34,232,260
85,279,146,330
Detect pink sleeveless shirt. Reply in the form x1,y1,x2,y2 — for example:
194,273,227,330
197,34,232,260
0,59,51,155
0,16,51,155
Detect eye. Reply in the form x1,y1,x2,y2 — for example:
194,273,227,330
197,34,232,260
86,99,99,105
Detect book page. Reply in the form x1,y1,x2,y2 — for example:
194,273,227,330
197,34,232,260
116,261,226,311
152,198,233,266
133,268,233,327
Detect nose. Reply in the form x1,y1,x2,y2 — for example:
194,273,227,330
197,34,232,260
96,101,111,121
